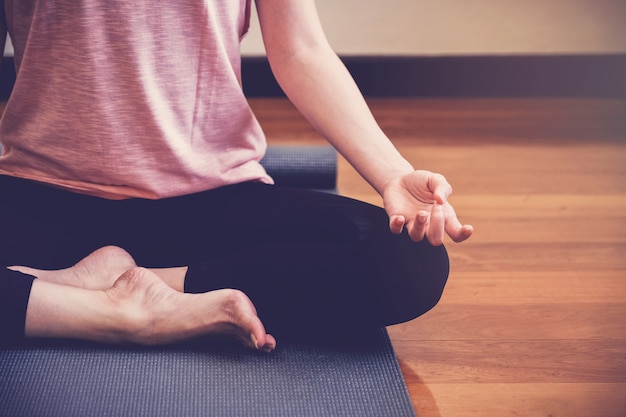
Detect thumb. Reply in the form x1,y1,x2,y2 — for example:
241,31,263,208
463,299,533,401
429,173,453,204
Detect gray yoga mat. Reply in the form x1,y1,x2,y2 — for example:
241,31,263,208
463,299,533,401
260,146,337,190
0,328,415,417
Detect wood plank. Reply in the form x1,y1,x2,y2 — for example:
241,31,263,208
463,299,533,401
446,194,626,218
452,193,626,212
439,270,626,304
450,216,626,243
392,339,626,383
388,303,626,341
406,383,626,417
447,242,626,271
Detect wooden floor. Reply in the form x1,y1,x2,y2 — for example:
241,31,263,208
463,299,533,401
251,97,626,417
2,97,625,416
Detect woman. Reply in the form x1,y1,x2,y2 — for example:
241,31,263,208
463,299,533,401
0,0,472,352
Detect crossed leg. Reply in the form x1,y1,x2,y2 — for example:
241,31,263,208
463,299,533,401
1,179,448,352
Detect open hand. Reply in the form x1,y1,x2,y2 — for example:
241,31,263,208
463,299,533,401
382,170,473,245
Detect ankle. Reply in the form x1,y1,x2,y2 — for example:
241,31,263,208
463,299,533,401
103,268,155,344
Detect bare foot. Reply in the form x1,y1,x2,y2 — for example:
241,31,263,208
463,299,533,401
106,267,277,352
8,246,137,290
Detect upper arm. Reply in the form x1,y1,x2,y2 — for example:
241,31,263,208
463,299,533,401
254,0,333,62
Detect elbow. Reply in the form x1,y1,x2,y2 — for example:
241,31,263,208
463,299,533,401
264,39,338,91
264,35,335,72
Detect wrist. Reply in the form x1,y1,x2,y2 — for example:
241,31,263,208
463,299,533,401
378,164,414,196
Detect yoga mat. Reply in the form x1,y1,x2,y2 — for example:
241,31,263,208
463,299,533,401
260,146,337,190
0,328,415,417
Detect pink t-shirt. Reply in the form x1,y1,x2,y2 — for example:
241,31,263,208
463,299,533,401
0,0,272,199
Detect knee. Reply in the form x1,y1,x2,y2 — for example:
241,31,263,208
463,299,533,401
410,240,450,307
375,238,450,326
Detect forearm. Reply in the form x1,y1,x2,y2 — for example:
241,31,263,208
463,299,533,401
257,0,413,194
268,47,414,194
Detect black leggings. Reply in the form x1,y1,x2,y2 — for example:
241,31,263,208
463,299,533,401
0,175,449,340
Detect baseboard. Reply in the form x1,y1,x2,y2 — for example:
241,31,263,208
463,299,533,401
2,54,625,100
242,54,626,98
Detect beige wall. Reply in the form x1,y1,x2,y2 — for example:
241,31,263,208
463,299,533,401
241,0,626,56
4,0,625,57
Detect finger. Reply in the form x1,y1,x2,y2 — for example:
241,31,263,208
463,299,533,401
443,205,474,243
428,173,453,204
389,214,406,234
426,204,445,246
449,224,474,243
407,211,428,242
444,215,474,243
